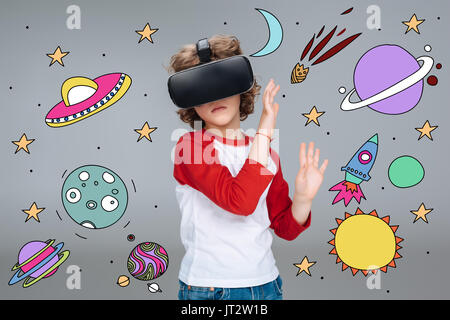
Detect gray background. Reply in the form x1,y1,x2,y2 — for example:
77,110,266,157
1,0,449,299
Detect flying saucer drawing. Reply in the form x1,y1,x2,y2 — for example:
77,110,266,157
340,45,433,115
45,72,132,127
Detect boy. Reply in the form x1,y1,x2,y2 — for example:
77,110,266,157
168,34,328,300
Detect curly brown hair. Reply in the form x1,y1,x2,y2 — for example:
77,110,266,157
165,34,261,129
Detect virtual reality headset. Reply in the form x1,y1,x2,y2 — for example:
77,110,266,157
167,38,255,109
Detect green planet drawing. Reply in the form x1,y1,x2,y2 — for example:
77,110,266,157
388,156,424,188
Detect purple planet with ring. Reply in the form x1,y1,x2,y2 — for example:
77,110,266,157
340,44,434,114
9,239,70,288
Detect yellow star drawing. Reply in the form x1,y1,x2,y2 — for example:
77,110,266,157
135,23,159,43
135,122,157,142
12,133,35,154
22,202,45,223
402,14,425,34
410,203,433,223
293,256,316,276
302,106,325,126
46,46,69,66
415,120,438,140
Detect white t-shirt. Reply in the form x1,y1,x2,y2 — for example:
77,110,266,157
173,128,310,287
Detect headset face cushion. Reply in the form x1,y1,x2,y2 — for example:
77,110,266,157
167,55,254,109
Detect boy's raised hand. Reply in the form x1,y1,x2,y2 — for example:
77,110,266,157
257,79,280,137
250,79,280,168
294,142,328,202
262,78,280,119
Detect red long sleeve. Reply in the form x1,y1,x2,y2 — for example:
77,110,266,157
266,154,311,241
173,133,275,216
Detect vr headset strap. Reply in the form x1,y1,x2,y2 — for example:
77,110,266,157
196,38,211,64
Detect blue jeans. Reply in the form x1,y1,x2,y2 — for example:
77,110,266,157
178,275,283,300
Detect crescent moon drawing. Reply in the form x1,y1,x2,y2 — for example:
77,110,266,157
251,8,283,57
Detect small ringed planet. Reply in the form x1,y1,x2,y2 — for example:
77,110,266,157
147,282,162,293
117,275,130,287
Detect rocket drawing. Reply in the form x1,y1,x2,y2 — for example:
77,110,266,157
329,134,378,206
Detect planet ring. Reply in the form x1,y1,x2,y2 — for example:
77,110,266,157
8,242,68,287
22,250,70,288
340,56,434,111
8,242,63,285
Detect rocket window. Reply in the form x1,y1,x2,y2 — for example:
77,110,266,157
358,151,372,164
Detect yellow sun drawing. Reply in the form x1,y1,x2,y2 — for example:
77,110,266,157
328,208,403,276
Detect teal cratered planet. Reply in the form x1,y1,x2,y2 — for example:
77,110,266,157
62,165,128,229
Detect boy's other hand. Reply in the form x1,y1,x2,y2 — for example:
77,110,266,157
294,142,328,202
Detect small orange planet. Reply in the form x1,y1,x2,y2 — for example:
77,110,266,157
117,275,130,287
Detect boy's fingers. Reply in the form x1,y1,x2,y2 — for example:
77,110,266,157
273,102,279,114
299,142,306,168
264,86,271,107
268,82,278,101
307,142,314,164
267,79,274,91
320,159,329,174
266,81,275,101
270,85,280,105
314,148,320,168
272,84,280,96
263,83,270,103
263,79,273,104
